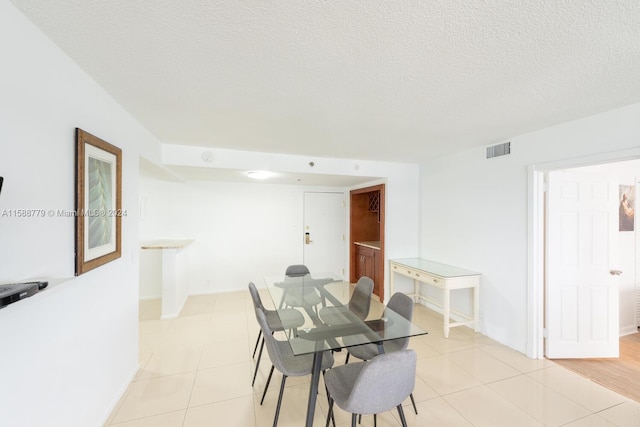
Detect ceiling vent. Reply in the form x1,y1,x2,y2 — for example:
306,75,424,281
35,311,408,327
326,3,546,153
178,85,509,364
486,142,511,159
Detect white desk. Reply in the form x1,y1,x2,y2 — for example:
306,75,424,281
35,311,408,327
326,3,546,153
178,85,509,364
389,258,481,338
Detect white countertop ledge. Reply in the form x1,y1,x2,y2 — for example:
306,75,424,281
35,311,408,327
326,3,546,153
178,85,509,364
354,241,381,250
140,239,194,249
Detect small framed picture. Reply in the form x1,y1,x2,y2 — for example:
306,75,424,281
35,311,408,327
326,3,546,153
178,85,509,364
75,128,122,275
619,184,635,232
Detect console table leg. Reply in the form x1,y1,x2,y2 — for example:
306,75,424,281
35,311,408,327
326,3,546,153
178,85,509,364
443,289,450,338
473,285,480,332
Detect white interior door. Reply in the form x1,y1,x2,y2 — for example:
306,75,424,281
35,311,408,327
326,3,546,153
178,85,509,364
303,192,345,278
546,169,620,358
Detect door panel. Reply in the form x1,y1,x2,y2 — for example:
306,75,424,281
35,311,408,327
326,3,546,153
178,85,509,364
303,192,345,278
546,170,619,358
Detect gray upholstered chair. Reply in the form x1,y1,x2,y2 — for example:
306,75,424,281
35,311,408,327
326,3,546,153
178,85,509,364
342,292,418,415
344,292,414,361
248,282,305,387
254,308,335,427
324,349,417,427
319,276,374,325
281,264,323,312
284,264,310,277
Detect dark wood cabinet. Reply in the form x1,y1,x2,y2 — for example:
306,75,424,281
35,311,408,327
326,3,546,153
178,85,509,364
350,184,385,300
356,245,375,279
355,244,382,297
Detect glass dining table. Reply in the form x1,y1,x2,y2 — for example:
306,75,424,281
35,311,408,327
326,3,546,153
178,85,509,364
264,273,427,427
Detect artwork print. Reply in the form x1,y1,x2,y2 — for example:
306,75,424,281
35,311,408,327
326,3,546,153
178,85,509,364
619,184,635,232
87,156,113,249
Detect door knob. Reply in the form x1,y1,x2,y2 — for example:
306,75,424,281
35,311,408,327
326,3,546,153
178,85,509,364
609,269,623,276
304,232,312,244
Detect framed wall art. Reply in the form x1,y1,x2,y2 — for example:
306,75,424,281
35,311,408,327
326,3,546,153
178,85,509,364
75,128,122,275
619,184,635,232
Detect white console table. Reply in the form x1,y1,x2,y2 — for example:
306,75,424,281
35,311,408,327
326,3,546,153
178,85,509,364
389,258,481,338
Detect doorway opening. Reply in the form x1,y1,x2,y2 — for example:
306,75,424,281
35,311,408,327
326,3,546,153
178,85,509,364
528,149,640,360
350,184,385,300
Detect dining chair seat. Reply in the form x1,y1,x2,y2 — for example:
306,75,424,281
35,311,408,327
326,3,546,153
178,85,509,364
344,332,410,360
263,307,306,331
283,286,323,309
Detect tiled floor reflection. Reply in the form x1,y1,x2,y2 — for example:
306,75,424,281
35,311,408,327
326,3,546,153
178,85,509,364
105,290,640,426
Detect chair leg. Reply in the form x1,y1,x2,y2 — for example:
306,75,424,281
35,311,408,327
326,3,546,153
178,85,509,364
252,338,265,386
373,413,377,427
322,371,336,427
325,397,334,427
260,365,275,405
397,404,408,427
351,413,357,427
344,352,350,364
252,330,262,358
278,291,287,309
273,375,288,427
409,392,418,414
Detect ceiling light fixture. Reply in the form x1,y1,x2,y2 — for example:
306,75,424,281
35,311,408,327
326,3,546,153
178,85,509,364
246,170,272,180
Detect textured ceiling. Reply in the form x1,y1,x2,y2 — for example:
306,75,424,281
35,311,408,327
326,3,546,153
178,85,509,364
10,0,640,162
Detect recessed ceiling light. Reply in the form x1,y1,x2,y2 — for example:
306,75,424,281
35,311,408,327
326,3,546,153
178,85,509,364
246,170,272,179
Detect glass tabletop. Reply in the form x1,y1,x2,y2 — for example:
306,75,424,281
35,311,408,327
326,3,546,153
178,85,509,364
264,273,427,356
391,258,481,277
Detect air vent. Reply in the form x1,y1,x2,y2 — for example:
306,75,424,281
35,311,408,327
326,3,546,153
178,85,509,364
486,142,511,159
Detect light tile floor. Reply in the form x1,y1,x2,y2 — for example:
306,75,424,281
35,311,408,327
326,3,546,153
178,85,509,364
105,291,640,426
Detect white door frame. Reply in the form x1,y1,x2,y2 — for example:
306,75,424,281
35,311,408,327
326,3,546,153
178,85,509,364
527,147,640,359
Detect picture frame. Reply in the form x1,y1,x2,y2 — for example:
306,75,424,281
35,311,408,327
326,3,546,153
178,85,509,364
75,128,122,275
619,184,635,232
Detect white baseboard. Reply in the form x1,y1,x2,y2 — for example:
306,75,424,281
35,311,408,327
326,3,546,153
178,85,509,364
139,294,161,300
98,363,139,426
620,325,638,336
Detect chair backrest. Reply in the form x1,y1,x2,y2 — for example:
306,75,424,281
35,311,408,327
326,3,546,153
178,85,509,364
248,282,266,313
254,308,287,373
384,292,414,350
285,264,310,277
344,349,416,414
349,276,374,320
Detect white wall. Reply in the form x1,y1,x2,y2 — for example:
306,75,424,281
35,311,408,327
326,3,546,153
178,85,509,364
140,153,420,297
0,1,161,425
420,102,640,354
140,179,324,294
